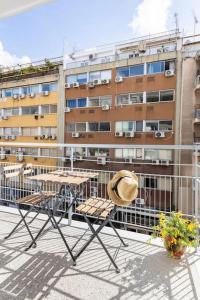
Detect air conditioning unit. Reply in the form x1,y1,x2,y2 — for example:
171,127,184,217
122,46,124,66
101,79,110,85
65,83,70,89
29,93,35,98
44,135,49,140
65,107,71,113
17,152,24,162
43,91,49,96
2,116,8,120
40,135,45,140
161,160,170,166
129,53,135,59
135,198,145,205
51,134,57,140
72,132,80,138
13,94,18,100
88,82,95,88
34,114,39,119
152,159,160,165
115,131,123,137
10,135,16,140
157,48,163,54
73,82,79,88
115,76,123,83
155,131,165,138
93,79,101,85
20,94,25,99
4,135,9,140
89,53,96,60
165,69,175,77
102,105,110,111
0,151,6,160
125,131,135,138
97,156,106,165
125,157,133,163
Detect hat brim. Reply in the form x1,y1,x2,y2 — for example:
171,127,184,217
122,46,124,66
107,170,138,206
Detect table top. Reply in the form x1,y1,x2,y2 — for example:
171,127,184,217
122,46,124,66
49,170,99,179
28,173,92,185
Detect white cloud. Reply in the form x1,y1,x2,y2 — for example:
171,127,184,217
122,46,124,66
0,41,31,67
129,0,172,36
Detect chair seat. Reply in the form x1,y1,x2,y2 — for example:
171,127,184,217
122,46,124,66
16,192,56,205
76,197,114,219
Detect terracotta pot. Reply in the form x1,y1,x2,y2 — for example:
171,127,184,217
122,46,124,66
164,237,186,258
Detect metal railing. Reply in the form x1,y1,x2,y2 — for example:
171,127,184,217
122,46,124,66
0,143,199,232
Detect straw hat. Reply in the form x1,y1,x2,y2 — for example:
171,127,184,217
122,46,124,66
107,170,138,206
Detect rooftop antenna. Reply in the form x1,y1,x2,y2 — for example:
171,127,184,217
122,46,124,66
192,10,198,35
174,13,179,34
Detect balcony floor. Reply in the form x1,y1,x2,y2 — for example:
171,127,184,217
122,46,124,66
0,208,199,300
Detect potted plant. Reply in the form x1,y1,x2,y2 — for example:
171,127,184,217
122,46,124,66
152,212,200,258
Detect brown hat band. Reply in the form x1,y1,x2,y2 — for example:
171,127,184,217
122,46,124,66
112,176,132,198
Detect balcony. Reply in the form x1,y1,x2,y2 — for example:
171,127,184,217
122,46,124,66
0,143,199,298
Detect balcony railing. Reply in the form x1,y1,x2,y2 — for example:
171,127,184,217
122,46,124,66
0,142,199,233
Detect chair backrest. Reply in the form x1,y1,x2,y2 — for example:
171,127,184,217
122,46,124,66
0,163,33,180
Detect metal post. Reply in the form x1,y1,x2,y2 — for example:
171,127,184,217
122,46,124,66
194,146,198,218
68,147,74,225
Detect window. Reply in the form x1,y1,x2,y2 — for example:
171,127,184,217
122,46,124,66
88,97,99,107
130,64,144,76
65,147,86,157
99,122,110,131
3,89,12,97
117,93,143,105
4,128,20,135
41,104,57,114
67,73,87,84
145,120,172,131
116,67,129,78
115,148,143,159
42,82,57,92
160,90,174,101
145,121,158,131
40,148,57,157
4,108,19,116
67,99,76,108
30,85,40,94
116,64,144,78
146,92,159,103
12,87,20,95
41,127,57,135
147,61,164,74
144,177,157,189
165,60,175,71
147,149,172,160
76,123,86,132
21,86,31,95
159,120,172,131
22,127,38,136
88,148,109,157
21,148,38,156
88,122,98,132
77,98,87,107
99,96,112,106
66,123,75,132
89,70,111,81
115,121,143,132
22,106,39,115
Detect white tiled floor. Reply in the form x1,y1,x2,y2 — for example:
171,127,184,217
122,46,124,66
0,208,199,300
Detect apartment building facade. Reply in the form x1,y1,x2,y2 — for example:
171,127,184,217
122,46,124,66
0,58,63,165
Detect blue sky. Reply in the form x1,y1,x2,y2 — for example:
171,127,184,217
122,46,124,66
0,0,199,65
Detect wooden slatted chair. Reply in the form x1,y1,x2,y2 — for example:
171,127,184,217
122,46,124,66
74,197,128,273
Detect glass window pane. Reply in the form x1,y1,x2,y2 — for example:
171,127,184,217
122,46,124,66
77,73,87,84
116,67,129,78
30,85,39,94
145,149,158,160
115,149,123,158
159,120,172,131
21,86,30,95
147,61,164,74
130,64,144,76
77,98,87,107
76,123,86,132
12,88,20,95
88,97,99,106
101,70,112,80
160,90,174,101
100,96,112,106
88,122,98,132
158,150,172,160
50,105,57,113
67,99,76,108
99,122,110,131
146,92,159,103
130,93,143,104
98,148,109,157
146,121,158,131
67,75,77,84
115,122,122,131
41,105,49,114
67,123,75,132
4,89,12,97
136,121,143,131
89,72,100,81
117,94,129,105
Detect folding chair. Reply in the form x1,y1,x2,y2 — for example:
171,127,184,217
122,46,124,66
74,197,128,273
